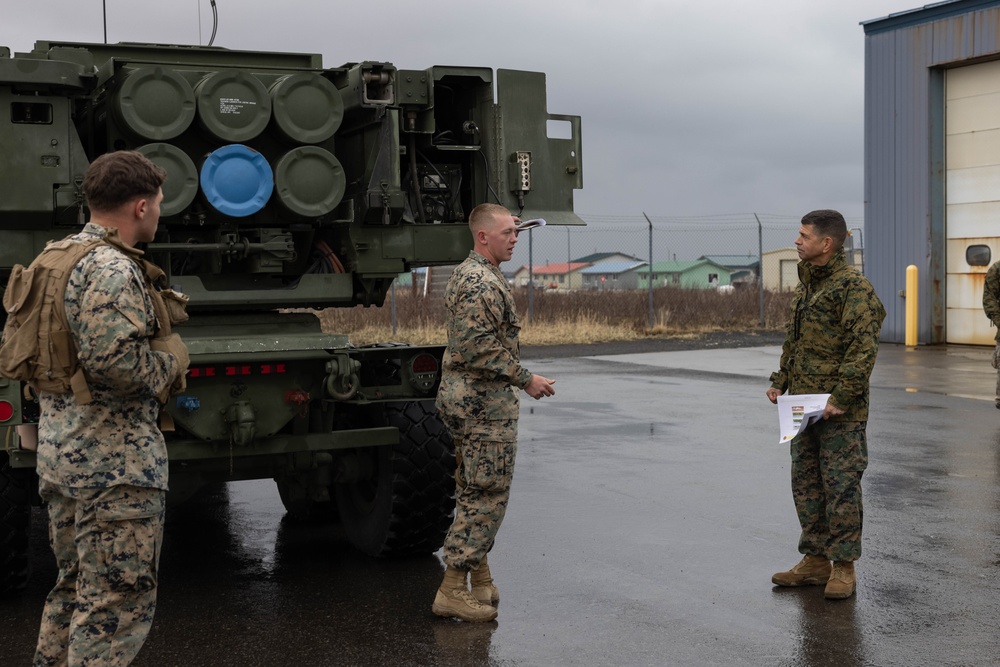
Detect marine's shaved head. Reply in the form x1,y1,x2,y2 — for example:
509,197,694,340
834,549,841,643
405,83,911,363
468,203,518,267
469,203,511,235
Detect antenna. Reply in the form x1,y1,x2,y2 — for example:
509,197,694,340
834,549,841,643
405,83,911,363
103,0,216,46
208,0,218,46
199,0,219,46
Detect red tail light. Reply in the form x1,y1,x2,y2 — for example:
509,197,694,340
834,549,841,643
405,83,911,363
189,363,287,378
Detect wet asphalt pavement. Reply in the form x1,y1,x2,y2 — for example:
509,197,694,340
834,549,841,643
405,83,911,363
2,342,1000,666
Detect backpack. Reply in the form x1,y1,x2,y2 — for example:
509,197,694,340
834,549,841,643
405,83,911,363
0,231,188,405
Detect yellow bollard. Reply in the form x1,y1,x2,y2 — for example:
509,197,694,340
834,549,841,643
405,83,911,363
905,264,918,346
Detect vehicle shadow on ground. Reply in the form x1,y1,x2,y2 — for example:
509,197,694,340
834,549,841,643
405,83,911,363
2,483,501,667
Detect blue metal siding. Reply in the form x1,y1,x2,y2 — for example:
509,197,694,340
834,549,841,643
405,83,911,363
864,2,1000,343
863,0,1000,34
972,7,1000,54
932,11,973,62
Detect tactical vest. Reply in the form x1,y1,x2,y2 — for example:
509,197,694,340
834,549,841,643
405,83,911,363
0,230,188,405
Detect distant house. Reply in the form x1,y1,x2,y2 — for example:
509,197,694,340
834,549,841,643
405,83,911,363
636,259,732,289
699,255,760,284
512,262,590,290
761,248,800,292
579,260,648,290
573,252,644,265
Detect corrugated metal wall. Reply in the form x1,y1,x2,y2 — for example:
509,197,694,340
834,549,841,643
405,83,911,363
864,0,1000,343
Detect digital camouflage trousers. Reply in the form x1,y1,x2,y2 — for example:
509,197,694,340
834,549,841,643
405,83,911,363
790,420,868,562
992,343,1000,407
34,481,165,667
441,415,517,571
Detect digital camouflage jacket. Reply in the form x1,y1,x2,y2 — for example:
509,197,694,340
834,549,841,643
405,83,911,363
769,249,886,422
436,251,532,422
36,223,179,490
982,261,1000,341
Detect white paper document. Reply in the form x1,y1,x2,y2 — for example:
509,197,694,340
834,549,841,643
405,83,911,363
776,394,831,444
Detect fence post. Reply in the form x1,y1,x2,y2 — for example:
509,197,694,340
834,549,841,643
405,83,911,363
643,212,654,328
566,227,571,290
528,228,534,323
391,280,397,336
754,213,764,327
851,227,865,275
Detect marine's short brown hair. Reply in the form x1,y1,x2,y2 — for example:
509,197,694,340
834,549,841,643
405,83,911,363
469,203,511,233
83,151,166,213
801,209,848,249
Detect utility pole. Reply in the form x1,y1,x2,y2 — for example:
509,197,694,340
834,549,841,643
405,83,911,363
567,227,571,288
754,213,764,327
643,212,654,328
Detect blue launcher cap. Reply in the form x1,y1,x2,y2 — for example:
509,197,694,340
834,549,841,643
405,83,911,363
176,395,201,413
200,144,274,217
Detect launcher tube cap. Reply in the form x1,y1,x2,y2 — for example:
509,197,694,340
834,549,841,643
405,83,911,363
200,144,274,217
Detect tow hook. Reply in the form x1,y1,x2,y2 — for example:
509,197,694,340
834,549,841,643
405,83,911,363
225,400,256,447
325,355,361,400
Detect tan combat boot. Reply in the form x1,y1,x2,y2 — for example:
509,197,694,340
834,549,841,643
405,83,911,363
824,561,856,599
432,566,498,622
771,554,832,586
470,554,500,606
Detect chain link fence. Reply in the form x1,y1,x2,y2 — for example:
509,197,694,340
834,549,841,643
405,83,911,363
509,213,865,325
381,213,865,335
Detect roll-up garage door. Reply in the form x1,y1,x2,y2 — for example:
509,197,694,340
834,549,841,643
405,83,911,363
946,59,1000,344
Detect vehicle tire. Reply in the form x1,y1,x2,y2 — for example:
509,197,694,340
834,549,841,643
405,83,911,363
335,400,455,556
276,477,337,522
0,450,35,597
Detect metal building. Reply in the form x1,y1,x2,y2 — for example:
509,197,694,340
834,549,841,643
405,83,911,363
864,0,1000,345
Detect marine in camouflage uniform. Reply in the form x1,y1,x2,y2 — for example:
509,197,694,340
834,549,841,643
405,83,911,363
767,210,885,600
33,152,188,667
432,203,555,623
981,260,1000,407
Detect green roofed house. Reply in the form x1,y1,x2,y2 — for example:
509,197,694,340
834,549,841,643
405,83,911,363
698,255,760,285
636,259,733,289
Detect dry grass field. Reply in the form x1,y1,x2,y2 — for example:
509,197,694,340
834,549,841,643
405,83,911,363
316,286,793,346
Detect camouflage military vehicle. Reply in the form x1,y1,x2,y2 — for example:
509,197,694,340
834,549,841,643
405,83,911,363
0,40,583,595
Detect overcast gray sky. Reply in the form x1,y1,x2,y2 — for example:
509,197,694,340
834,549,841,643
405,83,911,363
3,0,924,222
